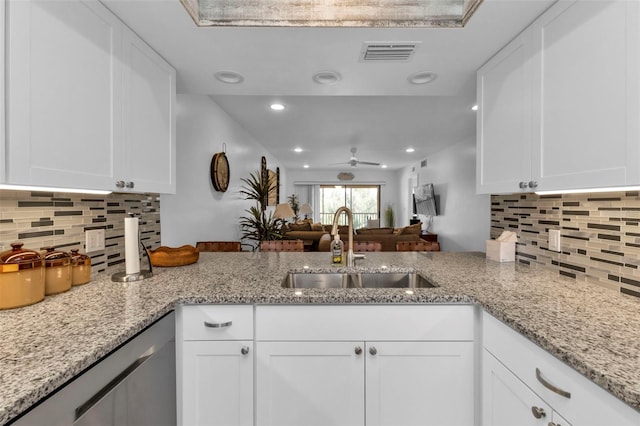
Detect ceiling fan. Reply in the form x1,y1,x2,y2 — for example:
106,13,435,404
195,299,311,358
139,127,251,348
333,147,381,167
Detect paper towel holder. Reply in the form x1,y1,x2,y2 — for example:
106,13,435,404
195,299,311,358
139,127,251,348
111,241,154,282
111,213,154,282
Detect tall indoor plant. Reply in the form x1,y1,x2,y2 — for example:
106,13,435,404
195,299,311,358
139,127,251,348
239,170,282,249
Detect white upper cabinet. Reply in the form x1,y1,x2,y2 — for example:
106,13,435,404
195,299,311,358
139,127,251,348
5,0,176,194
476,30,533,194
531,0,639,190
6,0,122,190
477,0,640,194
121,27,176,194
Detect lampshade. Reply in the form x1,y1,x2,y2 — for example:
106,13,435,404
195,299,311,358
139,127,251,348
299,203,313,215
273,203,296,219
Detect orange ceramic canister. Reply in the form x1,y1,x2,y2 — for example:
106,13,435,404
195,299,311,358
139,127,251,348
43,247,72,295
70,249,91,285
0,242,45,309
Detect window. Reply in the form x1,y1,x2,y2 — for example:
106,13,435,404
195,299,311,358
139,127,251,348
319,185,380,229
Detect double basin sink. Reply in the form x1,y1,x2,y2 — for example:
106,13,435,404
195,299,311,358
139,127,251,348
282,271,436,289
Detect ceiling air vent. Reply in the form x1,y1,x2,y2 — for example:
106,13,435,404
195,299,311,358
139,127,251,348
360,42,420,62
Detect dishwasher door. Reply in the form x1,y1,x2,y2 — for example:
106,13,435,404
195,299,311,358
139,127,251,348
74,338,176,426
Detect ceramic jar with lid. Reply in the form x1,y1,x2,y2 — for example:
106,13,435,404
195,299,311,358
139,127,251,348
0,242,45,309
43,247,72,295
70,249,91,285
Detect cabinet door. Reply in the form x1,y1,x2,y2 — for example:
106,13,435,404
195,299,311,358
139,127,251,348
181,341,253,426
256,341,365,426
483,349,551,426
122,27,176,194
531,0,639,190
365,341,474,426
6,0,122,190
476,29,533,195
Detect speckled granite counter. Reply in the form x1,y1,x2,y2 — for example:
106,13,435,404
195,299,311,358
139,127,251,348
1,251,640,424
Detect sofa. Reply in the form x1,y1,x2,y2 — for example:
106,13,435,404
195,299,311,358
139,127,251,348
281,221,328,251
317,223,424,252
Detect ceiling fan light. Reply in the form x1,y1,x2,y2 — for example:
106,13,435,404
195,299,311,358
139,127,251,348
214,70,244,84
313,70,342,85
408,71,437,85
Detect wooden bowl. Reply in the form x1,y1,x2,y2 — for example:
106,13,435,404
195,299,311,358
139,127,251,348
149,245,199,267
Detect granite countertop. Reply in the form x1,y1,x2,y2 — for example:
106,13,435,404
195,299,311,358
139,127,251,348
1,251,640,424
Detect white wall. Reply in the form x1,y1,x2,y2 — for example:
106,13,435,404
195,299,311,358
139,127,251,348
161,95,284,246
398,138,490,251
286,169,401,224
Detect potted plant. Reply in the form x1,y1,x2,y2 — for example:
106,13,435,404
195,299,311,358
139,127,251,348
384,204,395,228
239,170,283,249
287,194,300,221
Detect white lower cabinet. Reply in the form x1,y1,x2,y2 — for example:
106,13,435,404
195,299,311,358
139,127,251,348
483,349,568,426
256,341,365,426
181,341,253,426
177,305,254,426
365,341,474,426
255,305,476,426
482,311,639,426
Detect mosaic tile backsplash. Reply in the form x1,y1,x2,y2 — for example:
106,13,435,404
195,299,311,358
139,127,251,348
491,191,640,298
0,190,161,276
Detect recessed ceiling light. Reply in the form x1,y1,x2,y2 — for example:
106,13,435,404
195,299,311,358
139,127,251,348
294,147,303,153
406,147,415,153
312,70,342,85
408,71,437,85
471,104,478,111
303,164,310,168
214,70,244,84
270,103,285,111
381,164,388,169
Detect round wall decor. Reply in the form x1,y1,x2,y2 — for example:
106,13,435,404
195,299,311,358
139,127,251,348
211,152,230,192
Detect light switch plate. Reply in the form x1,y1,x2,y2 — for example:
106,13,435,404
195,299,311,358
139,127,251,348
549,229,561,252
86,229,105,253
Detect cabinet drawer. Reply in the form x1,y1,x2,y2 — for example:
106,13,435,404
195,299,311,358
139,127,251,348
483,311,639,425
179,305,253,341
256,305,475,341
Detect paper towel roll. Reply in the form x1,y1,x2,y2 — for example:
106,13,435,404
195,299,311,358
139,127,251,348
124,216,141,275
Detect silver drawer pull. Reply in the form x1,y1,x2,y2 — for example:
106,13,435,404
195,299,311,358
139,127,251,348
536,368,571,399
204,320,232,328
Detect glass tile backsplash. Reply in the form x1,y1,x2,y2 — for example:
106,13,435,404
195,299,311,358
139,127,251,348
0,190,161,276
491,191,640,298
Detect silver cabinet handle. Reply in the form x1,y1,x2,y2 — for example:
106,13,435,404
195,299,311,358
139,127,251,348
528,181,538,189
536,368,571,399
369,346,377,356
115,180,125,188
125,181,135,189
531,406,546,419
75,352,153,420
519,181,529,189
354,346,362,355
241,346,250,355
204,320,232,328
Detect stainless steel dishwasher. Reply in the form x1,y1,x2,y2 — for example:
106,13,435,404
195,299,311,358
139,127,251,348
73,337,176,426
11,312,176,426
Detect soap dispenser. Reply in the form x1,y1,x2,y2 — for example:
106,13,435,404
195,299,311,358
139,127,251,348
331,235,344,266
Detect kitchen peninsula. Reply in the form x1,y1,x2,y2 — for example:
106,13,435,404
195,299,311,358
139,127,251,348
1,252,640,425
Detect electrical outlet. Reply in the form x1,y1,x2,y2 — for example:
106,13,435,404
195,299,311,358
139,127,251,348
549,229,561,252
86,229,105,253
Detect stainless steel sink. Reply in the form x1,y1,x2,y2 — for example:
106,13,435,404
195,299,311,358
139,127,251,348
281,272,437,289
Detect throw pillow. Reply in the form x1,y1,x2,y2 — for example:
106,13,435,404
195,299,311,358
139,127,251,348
311,223,324,231
399,222,422,235
289,222,312,232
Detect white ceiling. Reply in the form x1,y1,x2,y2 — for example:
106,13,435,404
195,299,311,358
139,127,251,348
102,0,555,170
